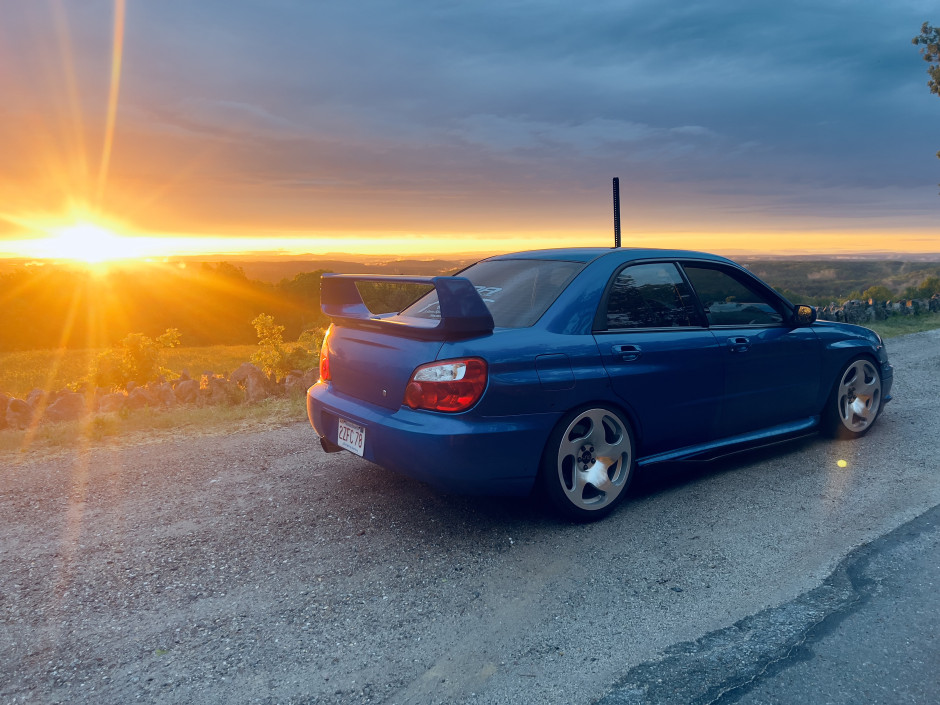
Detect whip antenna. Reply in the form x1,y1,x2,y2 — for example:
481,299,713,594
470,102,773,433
612,177,621,248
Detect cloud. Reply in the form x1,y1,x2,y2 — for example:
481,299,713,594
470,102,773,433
0,0,937,244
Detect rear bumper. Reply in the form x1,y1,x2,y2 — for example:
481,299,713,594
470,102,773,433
307,382,558,496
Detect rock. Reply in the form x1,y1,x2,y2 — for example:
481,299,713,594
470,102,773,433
231,363,272,403
0,394,9,430
231,362,262,383
150,383,177,408
243,374,270,403
207,376,239,405
284,370,308,395
174,379,199,404
302,368,319,389
98,393,127,414
126,387,156,410
44,393,87,422
6,398,32,429
25,388,48,409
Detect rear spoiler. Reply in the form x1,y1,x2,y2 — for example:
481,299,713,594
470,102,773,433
320,274,495,340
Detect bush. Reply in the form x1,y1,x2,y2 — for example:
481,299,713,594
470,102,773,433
92,328,181,389
250,314,315,380
861,285,895,302
903,276,940,300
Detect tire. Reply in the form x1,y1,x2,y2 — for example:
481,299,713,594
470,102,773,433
824,356,882,439
539,406,636,522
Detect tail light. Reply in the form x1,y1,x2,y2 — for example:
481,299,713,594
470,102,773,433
318,326,332,382
403,358,487,413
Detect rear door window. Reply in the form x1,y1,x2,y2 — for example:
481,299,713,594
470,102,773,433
400,259,584,328
601,262,701,330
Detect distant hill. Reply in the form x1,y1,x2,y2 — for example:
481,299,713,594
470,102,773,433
739,260,940,302
234,258,477,282
2,254,938,351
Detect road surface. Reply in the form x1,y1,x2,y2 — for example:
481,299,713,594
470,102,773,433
1,329,938,704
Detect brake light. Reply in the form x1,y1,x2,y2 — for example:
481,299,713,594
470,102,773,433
403,358,487,412
318,326,332,382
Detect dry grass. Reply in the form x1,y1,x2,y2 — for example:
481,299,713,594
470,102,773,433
0,393,309,459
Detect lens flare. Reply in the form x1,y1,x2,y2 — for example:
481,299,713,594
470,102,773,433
43,222,147,263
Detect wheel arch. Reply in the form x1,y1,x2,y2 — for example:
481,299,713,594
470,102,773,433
822,352,884,438
818,344,884,413
541,397,643,459
536,398,641,480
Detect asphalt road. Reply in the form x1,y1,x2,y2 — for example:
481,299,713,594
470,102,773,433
1,329,938,705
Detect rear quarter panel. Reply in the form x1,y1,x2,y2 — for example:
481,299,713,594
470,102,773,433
439,329,610,418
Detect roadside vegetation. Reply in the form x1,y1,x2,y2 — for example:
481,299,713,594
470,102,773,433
0,344,261,398
2,258,939,456
0,313,322,456
865,310,940,338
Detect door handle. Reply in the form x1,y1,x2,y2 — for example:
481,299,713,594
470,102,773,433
612,344,642,361
727,336,750,353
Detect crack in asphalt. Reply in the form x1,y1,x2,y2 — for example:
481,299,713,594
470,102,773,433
595,502,940,705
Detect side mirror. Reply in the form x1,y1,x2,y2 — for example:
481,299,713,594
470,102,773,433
793,304,817,326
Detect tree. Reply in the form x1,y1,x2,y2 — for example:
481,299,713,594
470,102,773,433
913,22,940,159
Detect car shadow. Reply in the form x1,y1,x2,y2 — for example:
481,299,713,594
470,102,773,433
629,434,820,501
331,433,823,532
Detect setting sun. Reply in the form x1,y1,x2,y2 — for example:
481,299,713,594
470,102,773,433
42,222,146,263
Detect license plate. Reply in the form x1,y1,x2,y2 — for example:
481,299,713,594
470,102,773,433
336,417,365,456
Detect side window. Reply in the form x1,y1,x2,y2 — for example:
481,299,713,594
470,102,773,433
604,263,698,329
683,265,784,326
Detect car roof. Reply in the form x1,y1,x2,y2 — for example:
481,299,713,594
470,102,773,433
484,247,735,265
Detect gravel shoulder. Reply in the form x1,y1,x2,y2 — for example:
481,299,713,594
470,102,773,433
1,330,938,705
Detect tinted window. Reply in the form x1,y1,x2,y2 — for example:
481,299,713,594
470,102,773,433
604,263,697,329
400,259,584,328
683,265,784,326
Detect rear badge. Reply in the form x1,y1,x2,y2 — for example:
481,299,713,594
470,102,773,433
382,389,387,397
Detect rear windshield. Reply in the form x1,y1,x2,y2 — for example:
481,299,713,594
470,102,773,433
400,259,584,328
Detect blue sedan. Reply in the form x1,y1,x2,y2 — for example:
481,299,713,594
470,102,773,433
307,248,893,520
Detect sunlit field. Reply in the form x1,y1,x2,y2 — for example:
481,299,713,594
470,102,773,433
0,344,261,398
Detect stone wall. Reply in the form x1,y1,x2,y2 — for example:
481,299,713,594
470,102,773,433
817,294,940,325
1,363,318,431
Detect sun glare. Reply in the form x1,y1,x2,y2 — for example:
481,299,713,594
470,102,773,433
43,222,147,263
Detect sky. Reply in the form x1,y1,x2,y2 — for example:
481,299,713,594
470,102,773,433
0,0,938,260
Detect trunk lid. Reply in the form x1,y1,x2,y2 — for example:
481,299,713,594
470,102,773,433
329,326,444,410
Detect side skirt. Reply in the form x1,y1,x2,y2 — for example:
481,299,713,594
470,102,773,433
637,417,820,467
